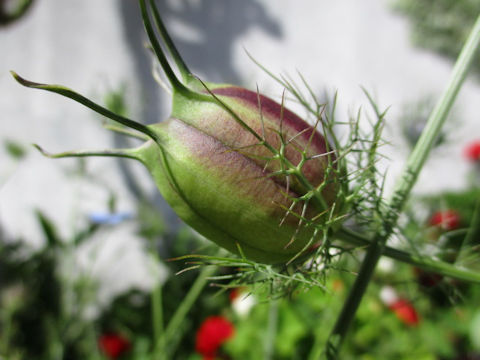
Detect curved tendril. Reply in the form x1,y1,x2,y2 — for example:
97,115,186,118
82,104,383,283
139,0,182,92
33,144,141,161
139,0,208,101
103,124,150,141
10,71,161,144
148,0,192,83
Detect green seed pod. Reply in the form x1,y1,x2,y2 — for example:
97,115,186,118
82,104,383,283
12,0,341,264
136,93,336,263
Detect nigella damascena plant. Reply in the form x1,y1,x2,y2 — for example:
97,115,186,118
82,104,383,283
11,0,345,264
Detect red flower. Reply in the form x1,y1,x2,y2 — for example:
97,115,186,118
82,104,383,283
464,140,480,162
389,299,420,326
98,333,130,359
195,316,234,359
429,210,461,231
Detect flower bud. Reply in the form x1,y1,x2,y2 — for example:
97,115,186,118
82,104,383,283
12,0,341,264
174,84,336,200
133,86,337,263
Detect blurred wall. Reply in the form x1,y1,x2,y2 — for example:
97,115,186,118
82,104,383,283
1,0,479,292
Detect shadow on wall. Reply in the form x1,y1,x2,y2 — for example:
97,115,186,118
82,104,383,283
115,0,283,250
118,0,282,123
154,0,282,84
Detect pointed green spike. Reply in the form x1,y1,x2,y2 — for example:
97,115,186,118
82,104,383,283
11,71,161,143
148,0,192,83
139,0,208,101
103,124,150,141
33,143,142,161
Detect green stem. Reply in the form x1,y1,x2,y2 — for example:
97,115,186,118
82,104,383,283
163,266,216,354
139,0,186,94
263,299,279,360
335,227,480,283
103,124,150,140
326,14,480,359
139,0,208,101
11,71,161,143
149,241,166,360
148,0,193,83
152,282,165,360
33,144,141,161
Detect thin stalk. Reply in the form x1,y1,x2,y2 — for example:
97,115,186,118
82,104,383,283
163,266,216,353
263,299,279,360
139,0,186,94
86,323,103,360
326,14,480,359
335,227,480,283
148,0,192,83
11,72,161,143
139,0,209,101
149,244,166,360
103,124,150,141
33,144,140,161
152,282,165,360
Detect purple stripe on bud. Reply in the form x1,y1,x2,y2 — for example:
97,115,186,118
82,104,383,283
211,86,331,156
